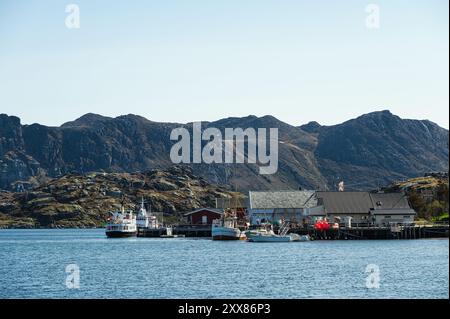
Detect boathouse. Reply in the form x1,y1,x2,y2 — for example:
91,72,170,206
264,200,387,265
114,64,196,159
183,208,223,225
247,190,318,225
369,193,416,226
315,191,416,226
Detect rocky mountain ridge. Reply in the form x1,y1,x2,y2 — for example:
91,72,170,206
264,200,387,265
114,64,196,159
0,110,448,192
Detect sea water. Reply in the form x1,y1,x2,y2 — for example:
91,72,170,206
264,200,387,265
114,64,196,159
0,229,448,299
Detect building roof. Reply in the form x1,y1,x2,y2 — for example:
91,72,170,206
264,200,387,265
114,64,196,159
370,193,410,210
372,209,416,215
317,191,412,215
317,192,373,214
249,190,317,209
183,208,223,216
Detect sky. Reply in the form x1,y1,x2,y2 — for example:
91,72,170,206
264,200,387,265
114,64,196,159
0,0,448,128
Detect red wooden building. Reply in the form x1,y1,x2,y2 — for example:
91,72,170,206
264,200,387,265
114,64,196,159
184,208,223,225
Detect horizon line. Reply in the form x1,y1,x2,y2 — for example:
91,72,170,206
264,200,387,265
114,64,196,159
1,109,449,130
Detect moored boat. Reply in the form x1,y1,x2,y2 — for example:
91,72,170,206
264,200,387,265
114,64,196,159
247,232,291,242
105,207,137,238
244,223,275,240
212,215,245,240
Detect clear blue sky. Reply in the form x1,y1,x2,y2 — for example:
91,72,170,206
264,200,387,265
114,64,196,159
0,0,448,128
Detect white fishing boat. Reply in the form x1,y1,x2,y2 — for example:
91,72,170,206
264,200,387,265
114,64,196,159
212,193,246,240
105,207,137,238
136,198,173,237
212,216,245,240
136,198,149,229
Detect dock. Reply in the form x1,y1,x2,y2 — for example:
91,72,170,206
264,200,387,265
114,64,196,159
173,224,212,237
290,224,449,240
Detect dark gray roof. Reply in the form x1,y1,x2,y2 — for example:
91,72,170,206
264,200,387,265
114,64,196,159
183,208,223,216
372,209,416,215
317,192,373,214
317,191,412,214
370,193,410,210
249,190,317,209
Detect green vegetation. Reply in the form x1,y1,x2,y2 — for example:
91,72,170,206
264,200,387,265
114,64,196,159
400,178,449,221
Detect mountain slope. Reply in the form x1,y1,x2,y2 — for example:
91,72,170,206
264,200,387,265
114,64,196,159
0,110,448,191
308,110,449,189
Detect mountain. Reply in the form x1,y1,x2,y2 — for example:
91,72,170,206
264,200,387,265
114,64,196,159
0,110,448,192
302,110,449,189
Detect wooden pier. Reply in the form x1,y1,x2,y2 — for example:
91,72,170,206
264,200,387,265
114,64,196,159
173,224,212,237
137,228,168,237
138,223,448,239
290,225,449,240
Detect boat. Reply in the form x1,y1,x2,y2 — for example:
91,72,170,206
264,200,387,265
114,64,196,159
105,206,137,238
212,192,246,240
135,198,174,237
136,197,149,229
289,234,311,242
247,232,292,242
246,220,309,242
212,215,245,240
244,223,275,240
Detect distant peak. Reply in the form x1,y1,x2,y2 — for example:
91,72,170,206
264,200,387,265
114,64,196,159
61,113,112,127
350,109,401,124
116,114,151,122
361,110,394,117
0,114,21,127
78,113,109,120
300,121,322,133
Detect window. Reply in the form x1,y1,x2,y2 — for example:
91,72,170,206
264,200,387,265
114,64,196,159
202,215,208,224
384,216,391,219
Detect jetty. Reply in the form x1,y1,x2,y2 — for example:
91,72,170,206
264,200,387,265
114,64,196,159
289,224,449,240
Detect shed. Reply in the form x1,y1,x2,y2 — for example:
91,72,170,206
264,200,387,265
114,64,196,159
183,208,223,225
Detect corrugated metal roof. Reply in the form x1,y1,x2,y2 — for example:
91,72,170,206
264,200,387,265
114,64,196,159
249,190,317,209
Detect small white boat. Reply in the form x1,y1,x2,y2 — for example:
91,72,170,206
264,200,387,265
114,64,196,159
246,222,310,242
244,223,275,240
247,232,292,242
289,234,311,242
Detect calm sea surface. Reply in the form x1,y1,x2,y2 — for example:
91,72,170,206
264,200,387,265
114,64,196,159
0,229,448,299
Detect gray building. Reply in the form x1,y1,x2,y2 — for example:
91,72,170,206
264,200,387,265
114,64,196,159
316,191,416,226
247,190,318,224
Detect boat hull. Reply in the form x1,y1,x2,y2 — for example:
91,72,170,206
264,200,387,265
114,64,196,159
105,231,137,238
212,226,243,240
247,234,291,242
